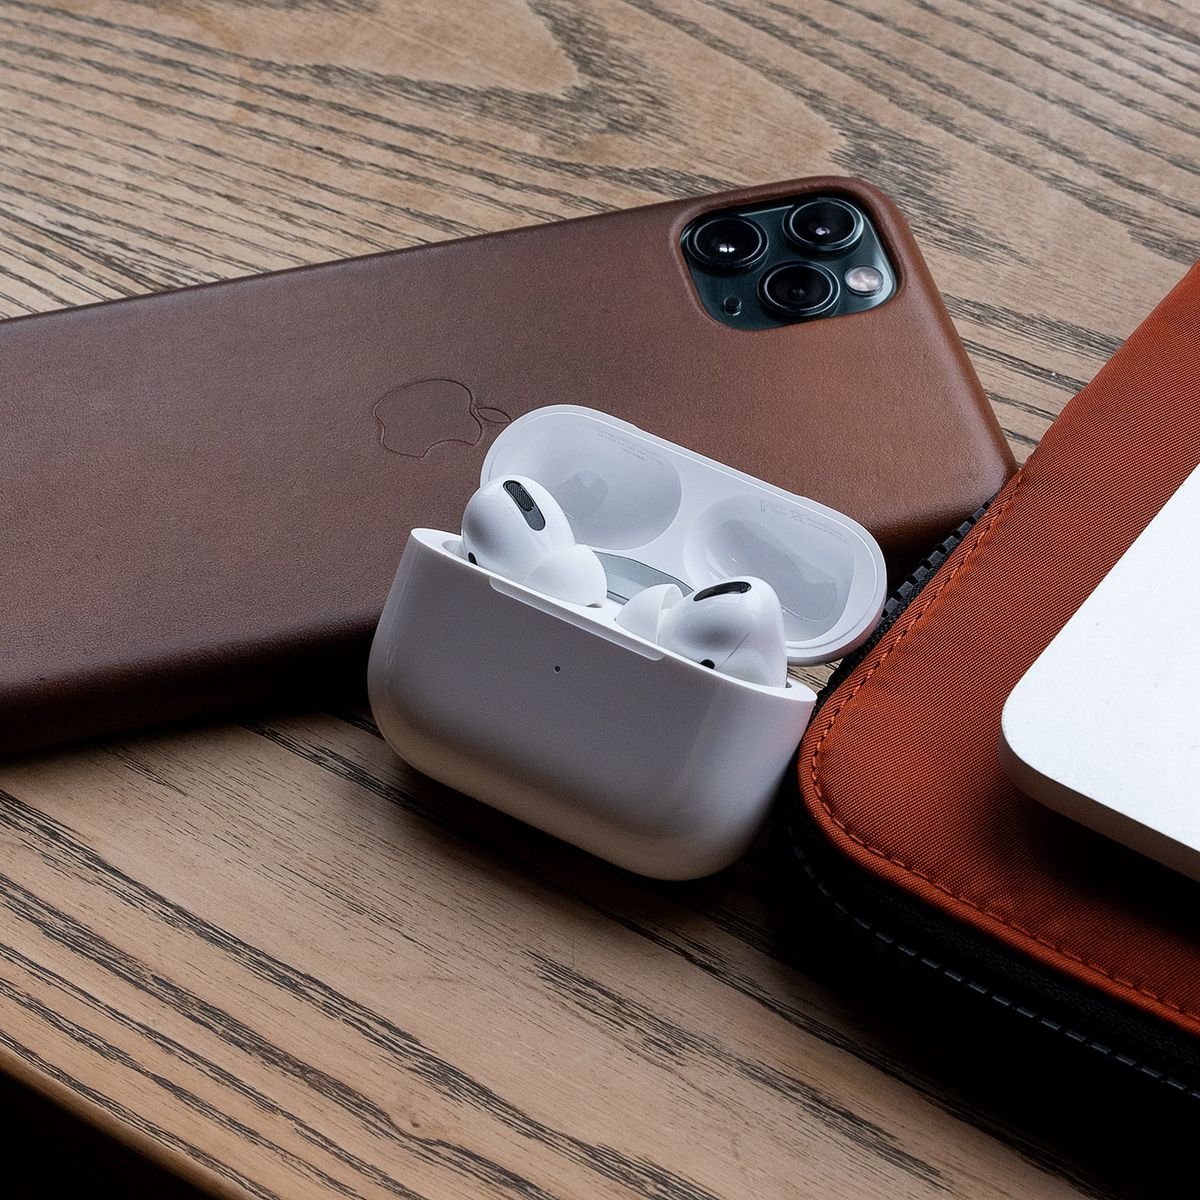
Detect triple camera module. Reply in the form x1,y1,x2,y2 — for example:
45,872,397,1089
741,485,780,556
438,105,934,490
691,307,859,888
682,195,895,331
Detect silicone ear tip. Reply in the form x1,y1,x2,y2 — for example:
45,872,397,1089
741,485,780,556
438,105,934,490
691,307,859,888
523,544,608,607
615,583,684,640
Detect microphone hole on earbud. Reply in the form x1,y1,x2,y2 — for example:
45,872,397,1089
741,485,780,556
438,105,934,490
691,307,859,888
468,553,477,564
554,665,561,672
701,659,715,669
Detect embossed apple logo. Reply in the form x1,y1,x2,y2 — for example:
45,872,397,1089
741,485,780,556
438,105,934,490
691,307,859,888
372,378,510,458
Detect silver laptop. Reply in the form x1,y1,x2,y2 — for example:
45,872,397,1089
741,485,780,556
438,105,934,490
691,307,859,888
1000,463,1200,881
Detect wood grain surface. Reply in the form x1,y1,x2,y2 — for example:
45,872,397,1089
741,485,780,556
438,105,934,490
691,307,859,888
0,1,1197,1197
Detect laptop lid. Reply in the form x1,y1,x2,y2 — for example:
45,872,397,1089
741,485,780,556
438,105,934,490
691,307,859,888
1000,462,1200,881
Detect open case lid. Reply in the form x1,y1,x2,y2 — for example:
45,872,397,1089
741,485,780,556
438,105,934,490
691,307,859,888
481,405,886,665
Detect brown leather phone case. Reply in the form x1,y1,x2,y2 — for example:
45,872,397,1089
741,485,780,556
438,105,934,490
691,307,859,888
0,177,1013,753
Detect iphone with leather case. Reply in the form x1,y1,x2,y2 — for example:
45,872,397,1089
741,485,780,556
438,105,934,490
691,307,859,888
0,177,1013,753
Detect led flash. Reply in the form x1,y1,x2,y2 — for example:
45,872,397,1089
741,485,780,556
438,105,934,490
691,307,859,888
844,265,884,296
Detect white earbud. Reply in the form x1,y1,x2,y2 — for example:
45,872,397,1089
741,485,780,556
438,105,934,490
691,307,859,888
657,577,788,687
461,475,607,607
615,583,684,641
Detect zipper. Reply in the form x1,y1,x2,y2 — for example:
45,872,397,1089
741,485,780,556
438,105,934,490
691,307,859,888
778,505,1200,1101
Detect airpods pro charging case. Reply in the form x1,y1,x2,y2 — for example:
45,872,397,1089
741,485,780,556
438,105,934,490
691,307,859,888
368,406,886,879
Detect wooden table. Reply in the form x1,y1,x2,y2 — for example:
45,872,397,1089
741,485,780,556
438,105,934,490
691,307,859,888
1,2,1196,1196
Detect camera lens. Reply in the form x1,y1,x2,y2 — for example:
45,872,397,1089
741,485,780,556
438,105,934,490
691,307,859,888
687,215,767,271
759,263,839,317
784,198,863,252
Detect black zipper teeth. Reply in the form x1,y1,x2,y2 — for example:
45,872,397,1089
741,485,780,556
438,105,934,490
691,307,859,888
791,832,1200,1100
783,502,1200,1101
